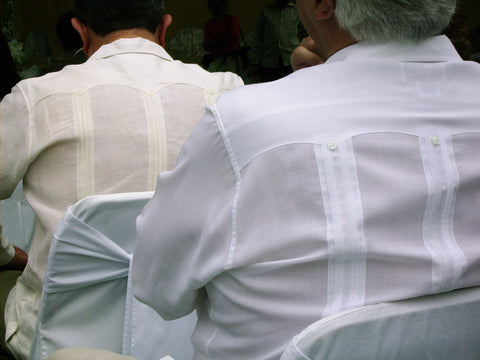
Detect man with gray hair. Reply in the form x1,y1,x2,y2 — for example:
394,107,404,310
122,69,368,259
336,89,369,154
0,0,242,358
133,0,480,359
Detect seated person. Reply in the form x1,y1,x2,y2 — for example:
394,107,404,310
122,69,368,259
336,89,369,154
132,0,480,359
203,0,240,58
0,0,242,358
202,0,242,74
251,0,306,82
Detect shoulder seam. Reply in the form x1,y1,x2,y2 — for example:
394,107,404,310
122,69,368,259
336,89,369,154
211,104,241,271
17,83,33,155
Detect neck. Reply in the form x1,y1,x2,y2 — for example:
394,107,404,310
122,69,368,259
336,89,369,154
314,19,357,60
326,37,357,59
88,28,157,56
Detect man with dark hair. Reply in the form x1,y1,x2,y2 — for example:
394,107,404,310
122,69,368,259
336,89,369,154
0,0,242,358
133,0,480,359
73,0,165,37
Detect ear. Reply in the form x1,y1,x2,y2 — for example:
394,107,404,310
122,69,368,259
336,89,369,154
71,18,90,56
155,14,172,48
314,0,335,21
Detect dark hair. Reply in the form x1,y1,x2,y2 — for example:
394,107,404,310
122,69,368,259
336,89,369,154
56,10,83,51
207,0,227,17
207,0,226,9
0,31,20,101
73,0,165,37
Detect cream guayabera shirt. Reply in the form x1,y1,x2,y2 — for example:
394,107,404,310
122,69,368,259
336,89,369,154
133,36,480,360
0,37,243,359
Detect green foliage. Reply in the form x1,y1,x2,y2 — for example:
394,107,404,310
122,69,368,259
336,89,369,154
1,0,15,40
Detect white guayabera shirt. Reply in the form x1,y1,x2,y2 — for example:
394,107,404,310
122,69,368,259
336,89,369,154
0,37,243,359
133,35,480,360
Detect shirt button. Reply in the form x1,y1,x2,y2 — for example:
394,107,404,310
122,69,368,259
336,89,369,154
431,136,441,146
327,141,338,151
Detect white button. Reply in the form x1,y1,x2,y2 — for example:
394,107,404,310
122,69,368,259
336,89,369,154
431,136,441,146
327,141,338,151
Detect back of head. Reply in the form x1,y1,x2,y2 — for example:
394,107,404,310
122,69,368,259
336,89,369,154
335,0,457,43
73,0,165,36
207,0,227,17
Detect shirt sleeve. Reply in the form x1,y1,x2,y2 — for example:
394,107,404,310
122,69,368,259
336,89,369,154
0,84,32,200
0,225,15,266
0,84,32,266
132,105,237,320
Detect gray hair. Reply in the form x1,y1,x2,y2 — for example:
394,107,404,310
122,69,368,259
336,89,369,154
334,0,457,43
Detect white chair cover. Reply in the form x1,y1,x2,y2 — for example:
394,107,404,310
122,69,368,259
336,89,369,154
29,192,196,360
0,181,35,252
45,348,176,360
280,286,480,360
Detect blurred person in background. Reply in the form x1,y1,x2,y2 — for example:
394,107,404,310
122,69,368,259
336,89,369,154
251,0,306,82
202,0,240,71
0,31,20,101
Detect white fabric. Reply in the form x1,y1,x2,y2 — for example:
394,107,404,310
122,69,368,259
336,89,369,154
280,286,480,360
0,182,35,258
45,348,139,360
0,37,242,359
30,192,196,360
132,35,480,360
46,348,174,360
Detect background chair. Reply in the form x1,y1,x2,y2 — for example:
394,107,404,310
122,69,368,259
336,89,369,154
280,286,480,360
29,192,197,360
45,348,140,360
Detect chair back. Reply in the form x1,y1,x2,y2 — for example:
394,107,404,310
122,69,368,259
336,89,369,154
280,286,480,360
29,192,197,360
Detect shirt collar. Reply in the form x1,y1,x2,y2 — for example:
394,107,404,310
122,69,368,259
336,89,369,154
88,37,173,62
326,35,462,64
